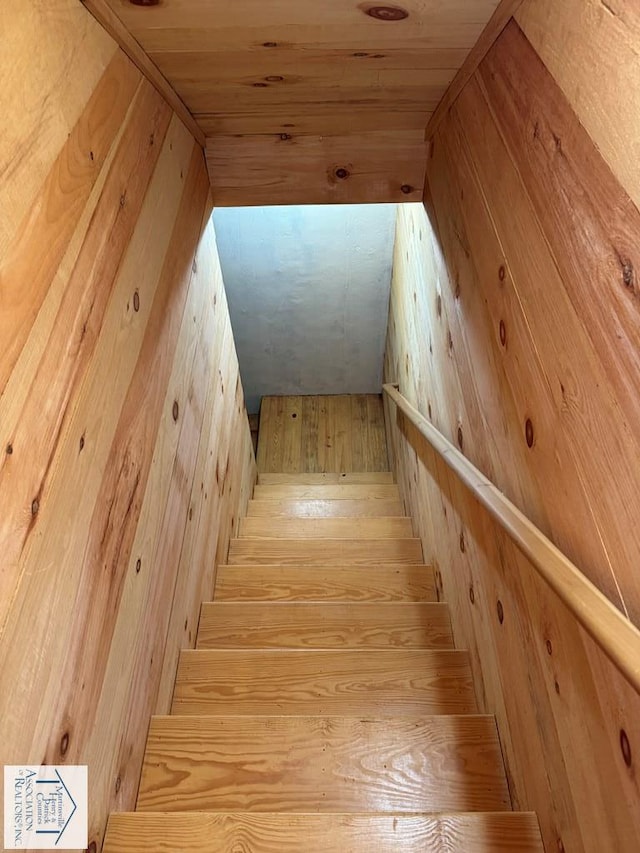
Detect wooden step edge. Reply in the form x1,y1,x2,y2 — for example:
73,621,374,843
237,517,415,539
226,538,425,565
257,472,395,485
246,498,406,519
213,564,438,603
104,811,544,853
216,562,435,570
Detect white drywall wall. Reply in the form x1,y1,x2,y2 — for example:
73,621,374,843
213,204,397,413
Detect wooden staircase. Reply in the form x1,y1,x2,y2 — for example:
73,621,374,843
103,472,543,852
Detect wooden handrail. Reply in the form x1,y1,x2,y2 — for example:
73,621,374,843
383,382,640,694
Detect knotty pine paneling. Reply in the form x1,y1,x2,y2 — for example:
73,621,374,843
205,130,426,206
0,3,256,850
256,394,389,473
385,13,640,853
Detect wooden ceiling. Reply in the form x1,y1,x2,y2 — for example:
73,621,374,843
94,0,502,204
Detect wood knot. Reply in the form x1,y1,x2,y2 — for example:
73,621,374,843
427,403,432,419
279,133,292,140
88,842,97,853
335,167,350,179
620,257,635,291
363,5,410,20
400,184,413,194
525,417,534,448
115,775,121,794
59,731,69,757
620,728,632,767
6,443,13,455
469,585,475,604
263,41,278,47
135,558,141,574
499,319,506,347
546,639,553,655
252,82,269,87
498,265,506,282
436,294,442,317
133,290,140,312
31,497,40,516
457,425,463,451
459,531,465,553
265,75,284,82
172,400,179,422
79,434,85,452
496,599,504,624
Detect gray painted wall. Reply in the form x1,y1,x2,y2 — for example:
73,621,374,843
213,204,397,413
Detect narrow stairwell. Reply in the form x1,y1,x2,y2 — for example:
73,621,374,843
103,471,543,852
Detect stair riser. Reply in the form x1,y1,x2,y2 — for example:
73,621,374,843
196,602,453,648
172,649,477,716
247,499,405,518
227,538,423,565
214,565,437,602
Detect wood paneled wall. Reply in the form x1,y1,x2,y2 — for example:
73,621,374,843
257,395,388,473
384,7,640,853
0,3,256,850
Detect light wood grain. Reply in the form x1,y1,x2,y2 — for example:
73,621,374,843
227,538,423,565
206,131,426,206
425,0,526,140
257,396,390,473
385,9,640,843
239,516,413,539
196,602,453,648
258,472,394,484
385,385,640,692
104,811,544,853
138,715,510,813
214,564,437,602
0,6,255,847
81,0,205,146
516,0,640,211
172,648,474,715
247,498,404,517
96,0,500,176
253,484,399,500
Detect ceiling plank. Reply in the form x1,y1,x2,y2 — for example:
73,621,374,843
205,131,426,206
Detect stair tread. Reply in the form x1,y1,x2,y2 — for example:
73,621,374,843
247,498,405,517
257,472,394,485
138,715,511,813
197,602,453,648
239,516,413,539
104,811,544,852
172,648,475,715
253,484,400,500
214,564,436,601
227,538,424,565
